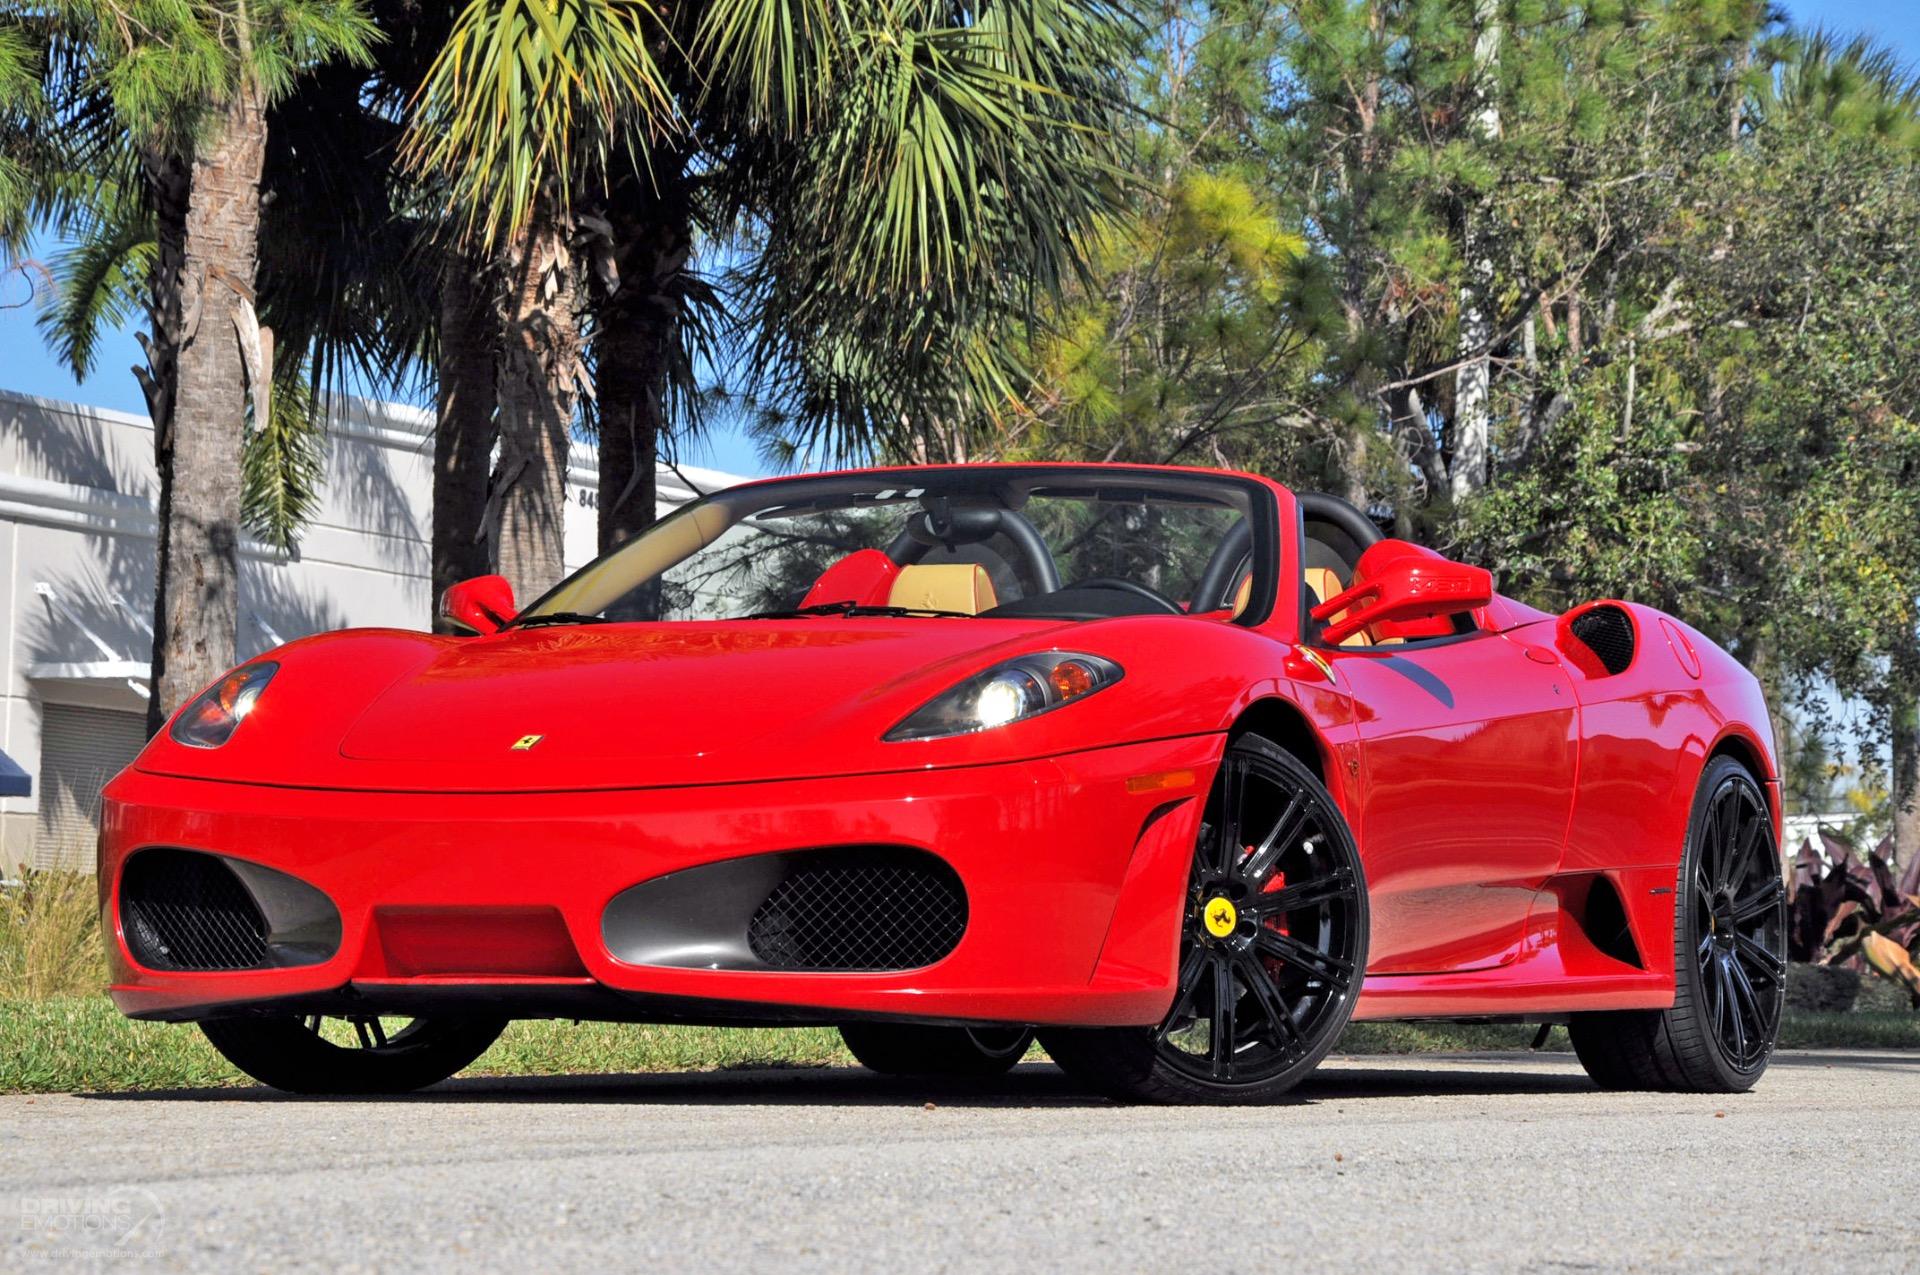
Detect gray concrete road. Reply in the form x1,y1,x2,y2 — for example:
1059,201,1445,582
3,1049,1916,1273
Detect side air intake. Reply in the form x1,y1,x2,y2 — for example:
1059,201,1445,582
1564,604,1637,677
747,852,966,971
118,848,341,972
120,849,270,971
602,846,968,972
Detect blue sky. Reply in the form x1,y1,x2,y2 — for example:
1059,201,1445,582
3,1,1916,479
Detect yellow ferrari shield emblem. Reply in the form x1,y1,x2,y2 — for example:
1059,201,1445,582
510,734,544,751
1204,896,1238,938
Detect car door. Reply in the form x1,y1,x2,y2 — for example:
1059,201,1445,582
1321,630,1577,974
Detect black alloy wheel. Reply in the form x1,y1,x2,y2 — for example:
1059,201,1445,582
1042,734,1368,1103
200,1014,507,1094
1570,756,1787,1092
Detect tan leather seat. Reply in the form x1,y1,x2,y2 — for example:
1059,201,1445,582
888,563,999,615
1304,567,1373,647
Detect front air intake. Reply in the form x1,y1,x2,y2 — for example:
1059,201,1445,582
120,848,270,971
1568,604,1636,676
747,850,967,971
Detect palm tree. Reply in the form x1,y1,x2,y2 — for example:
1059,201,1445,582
0,16,45,248
404,0,1133,590
27,1,377,732
1762,27,1920,152
25,4,496,609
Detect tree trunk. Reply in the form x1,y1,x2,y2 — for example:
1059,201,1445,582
488,211,579,601
432,256,498,616
145,84,269,735
1449,0,1502,504
1893,692,1919,865
591,178,692,556
594,314,661,554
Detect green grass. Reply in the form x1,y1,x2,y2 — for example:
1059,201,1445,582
4,996,1915,1095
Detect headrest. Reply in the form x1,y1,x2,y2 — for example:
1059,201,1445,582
1304,567,1371,646
1304,568,1342,607
887,563,999,615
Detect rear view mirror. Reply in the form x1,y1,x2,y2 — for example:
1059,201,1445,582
438,575,518,635
1310,541,1492,646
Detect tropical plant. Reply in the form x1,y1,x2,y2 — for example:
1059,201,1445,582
26,0,378,731
1787,831,1920,1007
402,0,1135,597
0,14,44,245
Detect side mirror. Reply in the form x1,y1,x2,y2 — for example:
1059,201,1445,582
1310,540,1492,646
438,575,517,635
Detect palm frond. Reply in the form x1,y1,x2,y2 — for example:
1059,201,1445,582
1766,26,1920,150
0,18,43,244
34,189,153,378
691,0,841,132
401,0,679,248
722,0,1136,463
242,374,328,553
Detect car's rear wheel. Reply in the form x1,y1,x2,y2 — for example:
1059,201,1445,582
200,1014,506,1094
1569,755,1787,1093
839,1023,1035,1077
1041,733,1368,1104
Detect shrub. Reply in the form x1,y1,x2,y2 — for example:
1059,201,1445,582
1787,832,1920,1007
0,867,106,999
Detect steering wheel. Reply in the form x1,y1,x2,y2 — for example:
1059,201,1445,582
1069,577,1183,615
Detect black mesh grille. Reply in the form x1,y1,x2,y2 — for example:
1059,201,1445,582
747,851,966,971
120,849,269,971
1570,605,1636,676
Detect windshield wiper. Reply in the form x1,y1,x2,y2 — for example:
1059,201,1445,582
511,611,613,628
744,600,975,620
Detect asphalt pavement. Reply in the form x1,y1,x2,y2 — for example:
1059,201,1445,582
3,1049,1915,1273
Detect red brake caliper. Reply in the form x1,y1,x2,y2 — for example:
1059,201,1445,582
1259,864,1288,979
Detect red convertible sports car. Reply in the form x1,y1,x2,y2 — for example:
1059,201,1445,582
100,463,1787,1102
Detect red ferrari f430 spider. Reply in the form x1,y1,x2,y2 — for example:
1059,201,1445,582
100,464,1787,1101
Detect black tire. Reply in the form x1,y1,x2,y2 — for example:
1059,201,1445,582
839,1023,1035,1077
200,1014,507,1094
1040,734,1368,1104
1569,755,1787,1093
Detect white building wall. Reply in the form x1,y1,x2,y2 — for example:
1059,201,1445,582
0,388,739,868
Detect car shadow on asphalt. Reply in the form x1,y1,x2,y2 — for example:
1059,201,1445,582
77,1054,1602,1106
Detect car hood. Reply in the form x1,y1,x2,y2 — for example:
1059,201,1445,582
338,622,1021,765
136,618,1115,792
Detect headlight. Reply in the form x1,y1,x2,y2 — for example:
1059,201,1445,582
886,653,1122,741
170,662,278,749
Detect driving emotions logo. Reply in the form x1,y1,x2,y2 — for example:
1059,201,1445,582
13,1186,164,1248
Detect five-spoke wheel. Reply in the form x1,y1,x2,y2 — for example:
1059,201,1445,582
1042,733,1368,1103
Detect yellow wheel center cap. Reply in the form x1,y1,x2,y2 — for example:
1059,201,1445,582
1203,896,1238,939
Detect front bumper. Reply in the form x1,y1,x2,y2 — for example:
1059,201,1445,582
100,735,1220,1028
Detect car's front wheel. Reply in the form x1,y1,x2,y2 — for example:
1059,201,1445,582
839,1023,1035,1077
200,1014,506,1094
1569,755,1787,1092
1041,733,1368,1104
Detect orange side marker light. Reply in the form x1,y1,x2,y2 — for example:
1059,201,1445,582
1126,769,1198,795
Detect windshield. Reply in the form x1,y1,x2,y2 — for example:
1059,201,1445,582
518,467,1274,625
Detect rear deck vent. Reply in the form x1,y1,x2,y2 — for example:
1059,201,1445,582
748,850,966,971
120,848,270,971
1570,605,1636,676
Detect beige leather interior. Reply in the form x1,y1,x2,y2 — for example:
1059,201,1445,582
1304,567,1375,647
888,563,999,615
